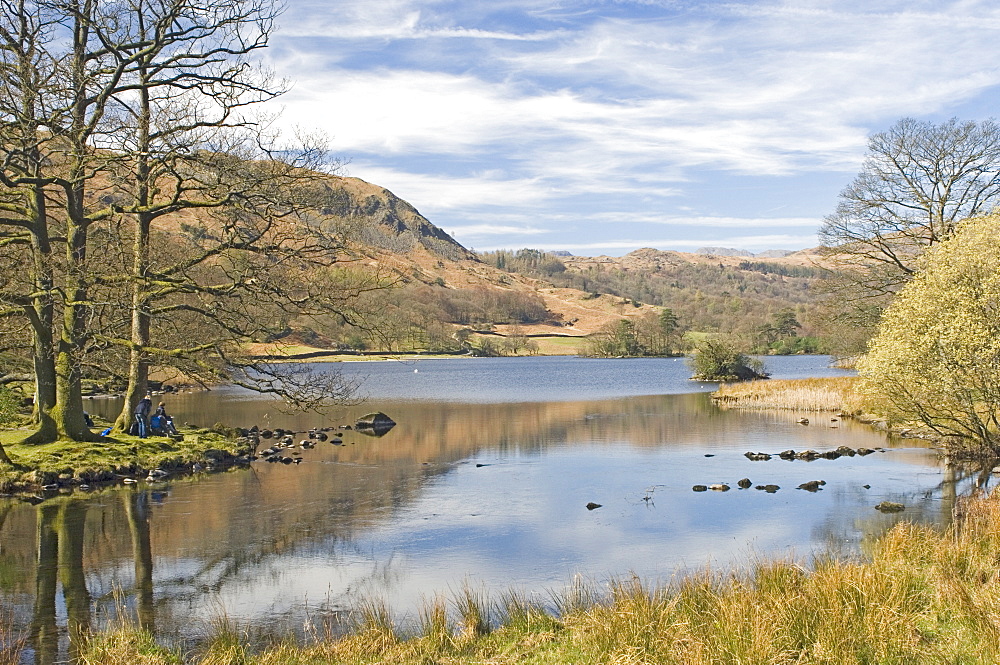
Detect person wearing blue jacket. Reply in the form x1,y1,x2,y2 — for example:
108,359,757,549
134,394,152,438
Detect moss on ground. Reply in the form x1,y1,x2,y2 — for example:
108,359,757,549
0,422,252,494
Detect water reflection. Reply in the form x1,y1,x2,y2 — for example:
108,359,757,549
0,387,985,659
126,492,155,632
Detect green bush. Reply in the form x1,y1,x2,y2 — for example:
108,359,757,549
689,340,767,381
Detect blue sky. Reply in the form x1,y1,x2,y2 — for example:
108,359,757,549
266,0,1000,256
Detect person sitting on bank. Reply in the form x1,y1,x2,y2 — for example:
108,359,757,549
151,401,179,436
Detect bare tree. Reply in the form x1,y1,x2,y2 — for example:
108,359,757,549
0,0,380,442
819,117,1000,300
816,117,1000,349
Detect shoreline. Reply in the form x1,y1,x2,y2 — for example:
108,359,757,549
0,423,258,496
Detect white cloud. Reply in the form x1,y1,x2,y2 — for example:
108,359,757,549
444,223,550,236
267,0,1000,254
345,164,551,210
476,234,822,253
638,216,823,229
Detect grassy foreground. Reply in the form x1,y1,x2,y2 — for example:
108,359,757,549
23,489,1000,664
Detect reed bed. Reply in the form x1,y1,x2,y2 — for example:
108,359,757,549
49,489,1000,663
0,607,26,665
713,376,864,413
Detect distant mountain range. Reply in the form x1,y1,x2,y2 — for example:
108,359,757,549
696,247,798,258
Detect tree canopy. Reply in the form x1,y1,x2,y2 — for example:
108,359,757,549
859,213,1000,453
0,0,364,444
817,117,1000,347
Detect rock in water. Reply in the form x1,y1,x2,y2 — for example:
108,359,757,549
585,502,602,510
355,412,397,437
875,501,905,513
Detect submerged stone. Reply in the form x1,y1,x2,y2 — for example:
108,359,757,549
875,501,905,513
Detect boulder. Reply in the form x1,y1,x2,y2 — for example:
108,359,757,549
797,480,826,492
203,448,233,462
356,412,396,428
355,412,397,437
737,478,752,489
692,485,708,492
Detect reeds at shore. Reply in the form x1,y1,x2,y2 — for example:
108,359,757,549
12,488,992,663
713,376,864,413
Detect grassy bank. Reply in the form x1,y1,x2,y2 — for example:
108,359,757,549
0,424,253,494
712,376,864,413
13,489,992,663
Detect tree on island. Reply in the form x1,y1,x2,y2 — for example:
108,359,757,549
859,213,1000,454
689,339,768,382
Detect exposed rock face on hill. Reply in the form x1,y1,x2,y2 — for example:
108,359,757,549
316,176,474,261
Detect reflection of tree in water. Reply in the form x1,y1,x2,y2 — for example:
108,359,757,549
811,460,990,560
14,493,157,664
30,505,58,665
26,502,91,665
125,491,155,632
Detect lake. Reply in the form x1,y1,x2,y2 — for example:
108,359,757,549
0,356,979,662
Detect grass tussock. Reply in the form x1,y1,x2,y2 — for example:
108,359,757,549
713,376,864,412
57,490,1000,663
78,616,182,665
0,608,27,665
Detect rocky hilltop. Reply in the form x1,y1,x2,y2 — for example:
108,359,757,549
256,176,828,355
315,176,475,262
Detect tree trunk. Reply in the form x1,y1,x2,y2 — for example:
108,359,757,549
22,186,58,444
51,0,100,442
115,77,153,432
53,220,100,441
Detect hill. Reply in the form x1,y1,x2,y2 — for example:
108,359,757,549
249,176,829,357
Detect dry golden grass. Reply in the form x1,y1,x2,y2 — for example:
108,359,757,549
58,489,1000,664
713,376,864,413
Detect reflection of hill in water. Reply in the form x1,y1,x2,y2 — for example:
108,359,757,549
52,393,930,572
3,392,955,658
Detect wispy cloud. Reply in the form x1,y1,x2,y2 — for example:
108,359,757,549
269,0,1000,254
471,234,822,254
444,223,550,236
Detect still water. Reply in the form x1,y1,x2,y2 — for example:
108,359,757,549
0,356,977,660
